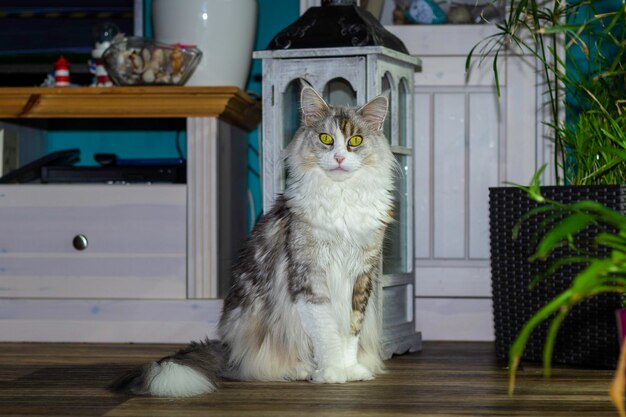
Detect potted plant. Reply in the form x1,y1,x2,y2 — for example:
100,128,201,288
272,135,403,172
504,170,626,415
467,0,625,369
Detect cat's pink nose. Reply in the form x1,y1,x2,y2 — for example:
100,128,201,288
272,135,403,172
335,154,345,164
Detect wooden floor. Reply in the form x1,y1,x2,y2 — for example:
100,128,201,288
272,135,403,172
0,341,620,416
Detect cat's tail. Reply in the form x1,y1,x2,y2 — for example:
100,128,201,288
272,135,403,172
109,338,226,397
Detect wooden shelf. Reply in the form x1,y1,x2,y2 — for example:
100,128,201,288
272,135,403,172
0,86,261,131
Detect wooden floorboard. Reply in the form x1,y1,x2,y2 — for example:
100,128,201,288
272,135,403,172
0,341,619,416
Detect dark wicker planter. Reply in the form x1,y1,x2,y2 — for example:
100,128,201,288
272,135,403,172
490,185,626,368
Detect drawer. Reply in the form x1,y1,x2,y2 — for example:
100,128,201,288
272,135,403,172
0,185,187,299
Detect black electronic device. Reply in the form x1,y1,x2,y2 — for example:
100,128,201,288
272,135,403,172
41,164,186,184
94,153,185,167
0,149,80,184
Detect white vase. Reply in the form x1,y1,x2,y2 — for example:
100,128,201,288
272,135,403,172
152,0,258,88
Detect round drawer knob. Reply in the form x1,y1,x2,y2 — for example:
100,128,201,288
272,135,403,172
72,234,88,251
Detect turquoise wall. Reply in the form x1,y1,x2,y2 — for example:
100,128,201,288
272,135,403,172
566,0,623,113
47,129,185,163
246,0,299,226
47,0,298,230
564,0,623,181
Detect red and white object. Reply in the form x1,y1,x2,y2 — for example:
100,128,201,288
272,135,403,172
94,58,112,87
92,41,113,87
54,56,70,87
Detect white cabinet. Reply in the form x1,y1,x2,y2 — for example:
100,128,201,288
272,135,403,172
0,87,259,343
387,24,553,341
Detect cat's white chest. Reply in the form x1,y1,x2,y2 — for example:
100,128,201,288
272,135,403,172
307,183,389,245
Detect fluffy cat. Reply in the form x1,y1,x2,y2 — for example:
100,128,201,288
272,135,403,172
110,85,397,397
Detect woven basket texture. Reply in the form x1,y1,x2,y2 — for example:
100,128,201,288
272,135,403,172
490,185,626,368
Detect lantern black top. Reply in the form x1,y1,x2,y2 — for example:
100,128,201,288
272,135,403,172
266,1,409,54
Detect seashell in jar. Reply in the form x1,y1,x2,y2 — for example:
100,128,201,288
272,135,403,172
152,48,164,66
129,51,144,74
115,50,128,68
126,73,140,85
142,68,156,83
170,48,184,75
141,48,151,65
149,48,164,72
155,72,171,84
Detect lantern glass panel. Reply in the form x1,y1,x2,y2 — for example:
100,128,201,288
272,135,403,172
383,154,411,274
381,72,392,143
282,79,301,149
399,78,409,147
323,78,357,107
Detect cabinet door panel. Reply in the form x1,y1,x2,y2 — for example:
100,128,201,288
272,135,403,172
0,185,186,299
433,93,466,259
469,93,500,260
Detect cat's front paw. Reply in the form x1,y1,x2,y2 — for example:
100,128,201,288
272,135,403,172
311,366,348,384
345,363,375,381
294,362,314,380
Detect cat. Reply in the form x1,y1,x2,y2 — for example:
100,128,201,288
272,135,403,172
110,85,397,397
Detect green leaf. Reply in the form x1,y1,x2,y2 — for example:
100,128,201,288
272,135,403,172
465,43,479,74
508,290,575,395
526,164,548,203
570,201,625,228
532,213,596,260
529,256,591,288
543,309,569,378
541,24,585,33
512,205,561,241
596,233,626,253
571,259,614,293
493,50,501,98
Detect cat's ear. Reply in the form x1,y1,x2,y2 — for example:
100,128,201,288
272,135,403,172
357,96,388,131
300,85,329,126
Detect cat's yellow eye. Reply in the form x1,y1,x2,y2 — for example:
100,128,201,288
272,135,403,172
319,133,334,145
348,135,363,147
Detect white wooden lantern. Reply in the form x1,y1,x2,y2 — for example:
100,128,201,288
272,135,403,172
253,0,422,358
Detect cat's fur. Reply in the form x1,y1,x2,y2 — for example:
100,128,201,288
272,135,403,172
110,85,397,397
